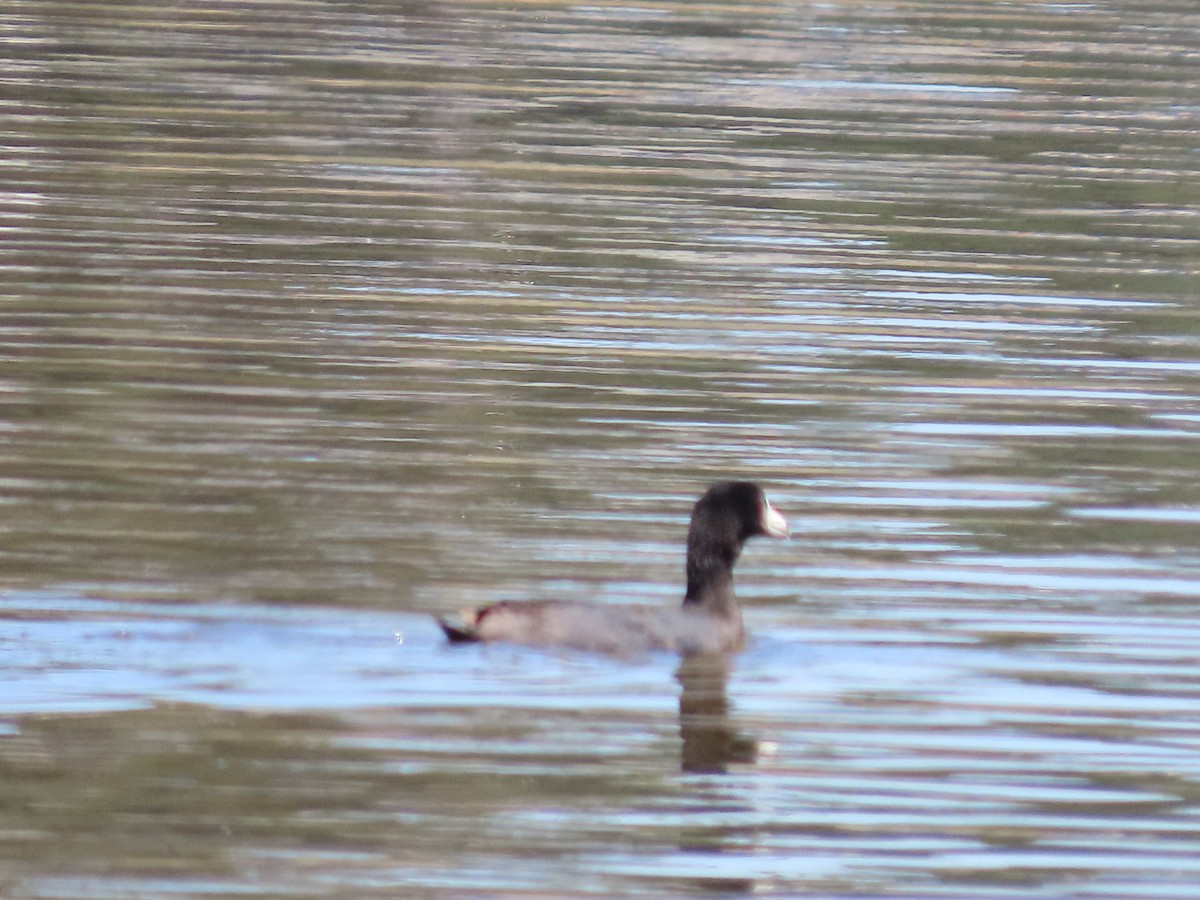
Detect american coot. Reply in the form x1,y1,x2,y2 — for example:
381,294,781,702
436,481,788,656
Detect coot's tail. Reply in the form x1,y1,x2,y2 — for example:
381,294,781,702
436,614,481,643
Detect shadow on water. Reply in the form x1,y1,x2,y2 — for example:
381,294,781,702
676,653,757,775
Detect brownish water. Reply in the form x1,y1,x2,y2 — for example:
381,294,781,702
2,1,1200,897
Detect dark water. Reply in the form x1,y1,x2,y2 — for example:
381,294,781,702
2,0,1200,896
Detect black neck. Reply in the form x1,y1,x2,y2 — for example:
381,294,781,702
683,541,741,615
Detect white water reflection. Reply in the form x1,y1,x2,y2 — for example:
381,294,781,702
5,577,1200,898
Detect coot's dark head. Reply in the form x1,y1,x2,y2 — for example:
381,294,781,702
685,481,788,607
691,481,789,543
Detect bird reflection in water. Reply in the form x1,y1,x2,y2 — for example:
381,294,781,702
676,653,758,774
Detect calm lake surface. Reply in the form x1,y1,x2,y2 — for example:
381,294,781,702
2,0,1200,896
